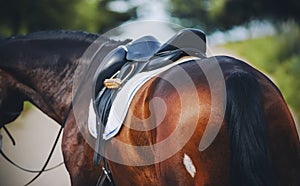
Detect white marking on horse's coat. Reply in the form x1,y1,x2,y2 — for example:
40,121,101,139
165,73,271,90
183,153,196,178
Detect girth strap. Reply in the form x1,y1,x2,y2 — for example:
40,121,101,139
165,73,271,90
97,158,115,186
93,87,115,185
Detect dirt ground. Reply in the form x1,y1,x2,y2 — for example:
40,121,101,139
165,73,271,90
0,107,70,186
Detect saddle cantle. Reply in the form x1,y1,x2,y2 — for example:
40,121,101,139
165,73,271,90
91,28,207,168
145,28,206,71
156,28,206,55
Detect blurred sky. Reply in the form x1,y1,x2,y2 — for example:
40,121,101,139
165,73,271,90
108,0,276,45
0,108,70,186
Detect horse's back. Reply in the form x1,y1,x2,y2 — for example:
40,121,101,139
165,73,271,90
111,56,230,185
100,55,300,185
115,55,300,185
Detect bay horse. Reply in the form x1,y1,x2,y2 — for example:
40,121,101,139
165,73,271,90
0,30,299,186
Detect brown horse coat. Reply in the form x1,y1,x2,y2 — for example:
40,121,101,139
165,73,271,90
0,31,299,185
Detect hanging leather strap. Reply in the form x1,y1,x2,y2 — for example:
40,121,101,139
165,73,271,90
24,103,73,186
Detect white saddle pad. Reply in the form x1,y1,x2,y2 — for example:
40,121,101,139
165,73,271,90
88,56,199,140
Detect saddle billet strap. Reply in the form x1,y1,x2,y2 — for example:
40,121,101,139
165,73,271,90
93,85,108,165
97,159,114,186
93,87,115,185
93,127,102,166
94,123,115,186
93,87,106,166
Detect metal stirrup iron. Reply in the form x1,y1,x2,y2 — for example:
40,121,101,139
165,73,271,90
104,71,121,89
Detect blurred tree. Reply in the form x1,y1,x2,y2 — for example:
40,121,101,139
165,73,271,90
96,0,136,33
169,0,300,32
224,22,300,123
0,0,136,37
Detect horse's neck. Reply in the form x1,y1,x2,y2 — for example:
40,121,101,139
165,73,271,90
1,32,128,125
1,39,90,124
19,55,79,124
33,62,76,123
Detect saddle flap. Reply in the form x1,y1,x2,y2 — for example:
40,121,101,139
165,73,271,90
93,46,127,95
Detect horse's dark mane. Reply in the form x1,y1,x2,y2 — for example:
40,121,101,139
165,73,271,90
0,30,116,45
0,30,130,75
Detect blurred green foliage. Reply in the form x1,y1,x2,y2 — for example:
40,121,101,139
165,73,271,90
0,0,136,37
169,0,300,32
224,22,300,122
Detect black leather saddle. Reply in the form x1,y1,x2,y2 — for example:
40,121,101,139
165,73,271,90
94,35,161,96
93,28,206,97
92,28,207,168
